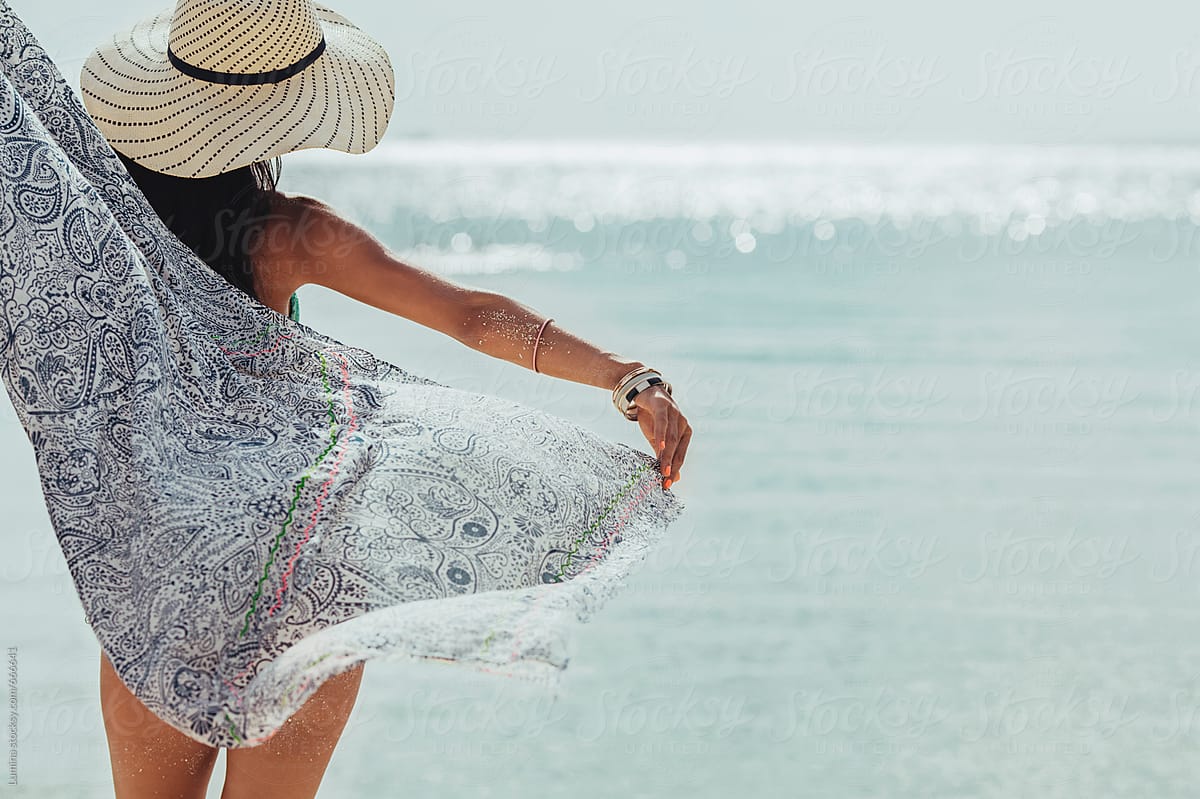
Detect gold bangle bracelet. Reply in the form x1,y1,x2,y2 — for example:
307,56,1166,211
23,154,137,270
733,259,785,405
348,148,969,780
611,365,656,404
613,369,668,420
621,378,672,421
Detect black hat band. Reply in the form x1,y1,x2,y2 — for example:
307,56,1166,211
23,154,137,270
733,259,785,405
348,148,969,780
166,36,326,86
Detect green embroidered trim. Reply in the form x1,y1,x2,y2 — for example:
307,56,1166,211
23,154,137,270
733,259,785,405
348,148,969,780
238,351,339,638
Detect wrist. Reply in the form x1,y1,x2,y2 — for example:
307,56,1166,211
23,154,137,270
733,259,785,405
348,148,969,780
603,358,648,391
611,366,670,421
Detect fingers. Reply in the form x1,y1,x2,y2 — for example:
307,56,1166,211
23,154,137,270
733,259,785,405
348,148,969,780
653,404,668,468
659,410,681,483
637,390,689,490
670,422,692,485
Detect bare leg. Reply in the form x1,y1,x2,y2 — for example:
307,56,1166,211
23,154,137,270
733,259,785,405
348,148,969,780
221,661,365,799
100,649,220,799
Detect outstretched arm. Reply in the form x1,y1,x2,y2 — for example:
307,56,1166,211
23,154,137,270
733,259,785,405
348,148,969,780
268,193,691,485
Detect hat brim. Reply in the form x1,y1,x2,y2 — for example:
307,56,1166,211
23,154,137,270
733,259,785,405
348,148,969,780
80,3,394,178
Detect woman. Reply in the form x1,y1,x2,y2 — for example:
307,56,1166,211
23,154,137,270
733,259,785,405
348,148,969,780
57,0,693,797
96,157,691,799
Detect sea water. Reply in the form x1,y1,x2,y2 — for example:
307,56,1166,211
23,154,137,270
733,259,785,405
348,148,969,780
3,141,1200,796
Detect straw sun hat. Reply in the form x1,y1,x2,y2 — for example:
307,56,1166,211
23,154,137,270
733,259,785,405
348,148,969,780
80,0,395,178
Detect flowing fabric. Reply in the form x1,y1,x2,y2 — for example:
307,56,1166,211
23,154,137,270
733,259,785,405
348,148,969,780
0,2,685,748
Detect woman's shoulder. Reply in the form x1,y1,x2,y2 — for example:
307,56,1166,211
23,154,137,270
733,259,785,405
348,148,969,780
253,192,336,298
267,190,338,228
260,191,361,259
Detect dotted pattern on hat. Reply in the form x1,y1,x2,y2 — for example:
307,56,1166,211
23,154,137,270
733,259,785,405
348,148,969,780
169,0,323,74
78,1,394,178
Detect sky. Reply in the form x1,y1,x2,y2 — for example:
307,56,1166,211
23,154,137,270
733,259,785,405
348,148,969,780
16,0,1200,147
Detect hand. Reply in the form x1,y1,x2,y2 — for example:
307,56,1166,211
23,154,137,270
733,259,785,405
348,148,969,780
633,384,692,489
